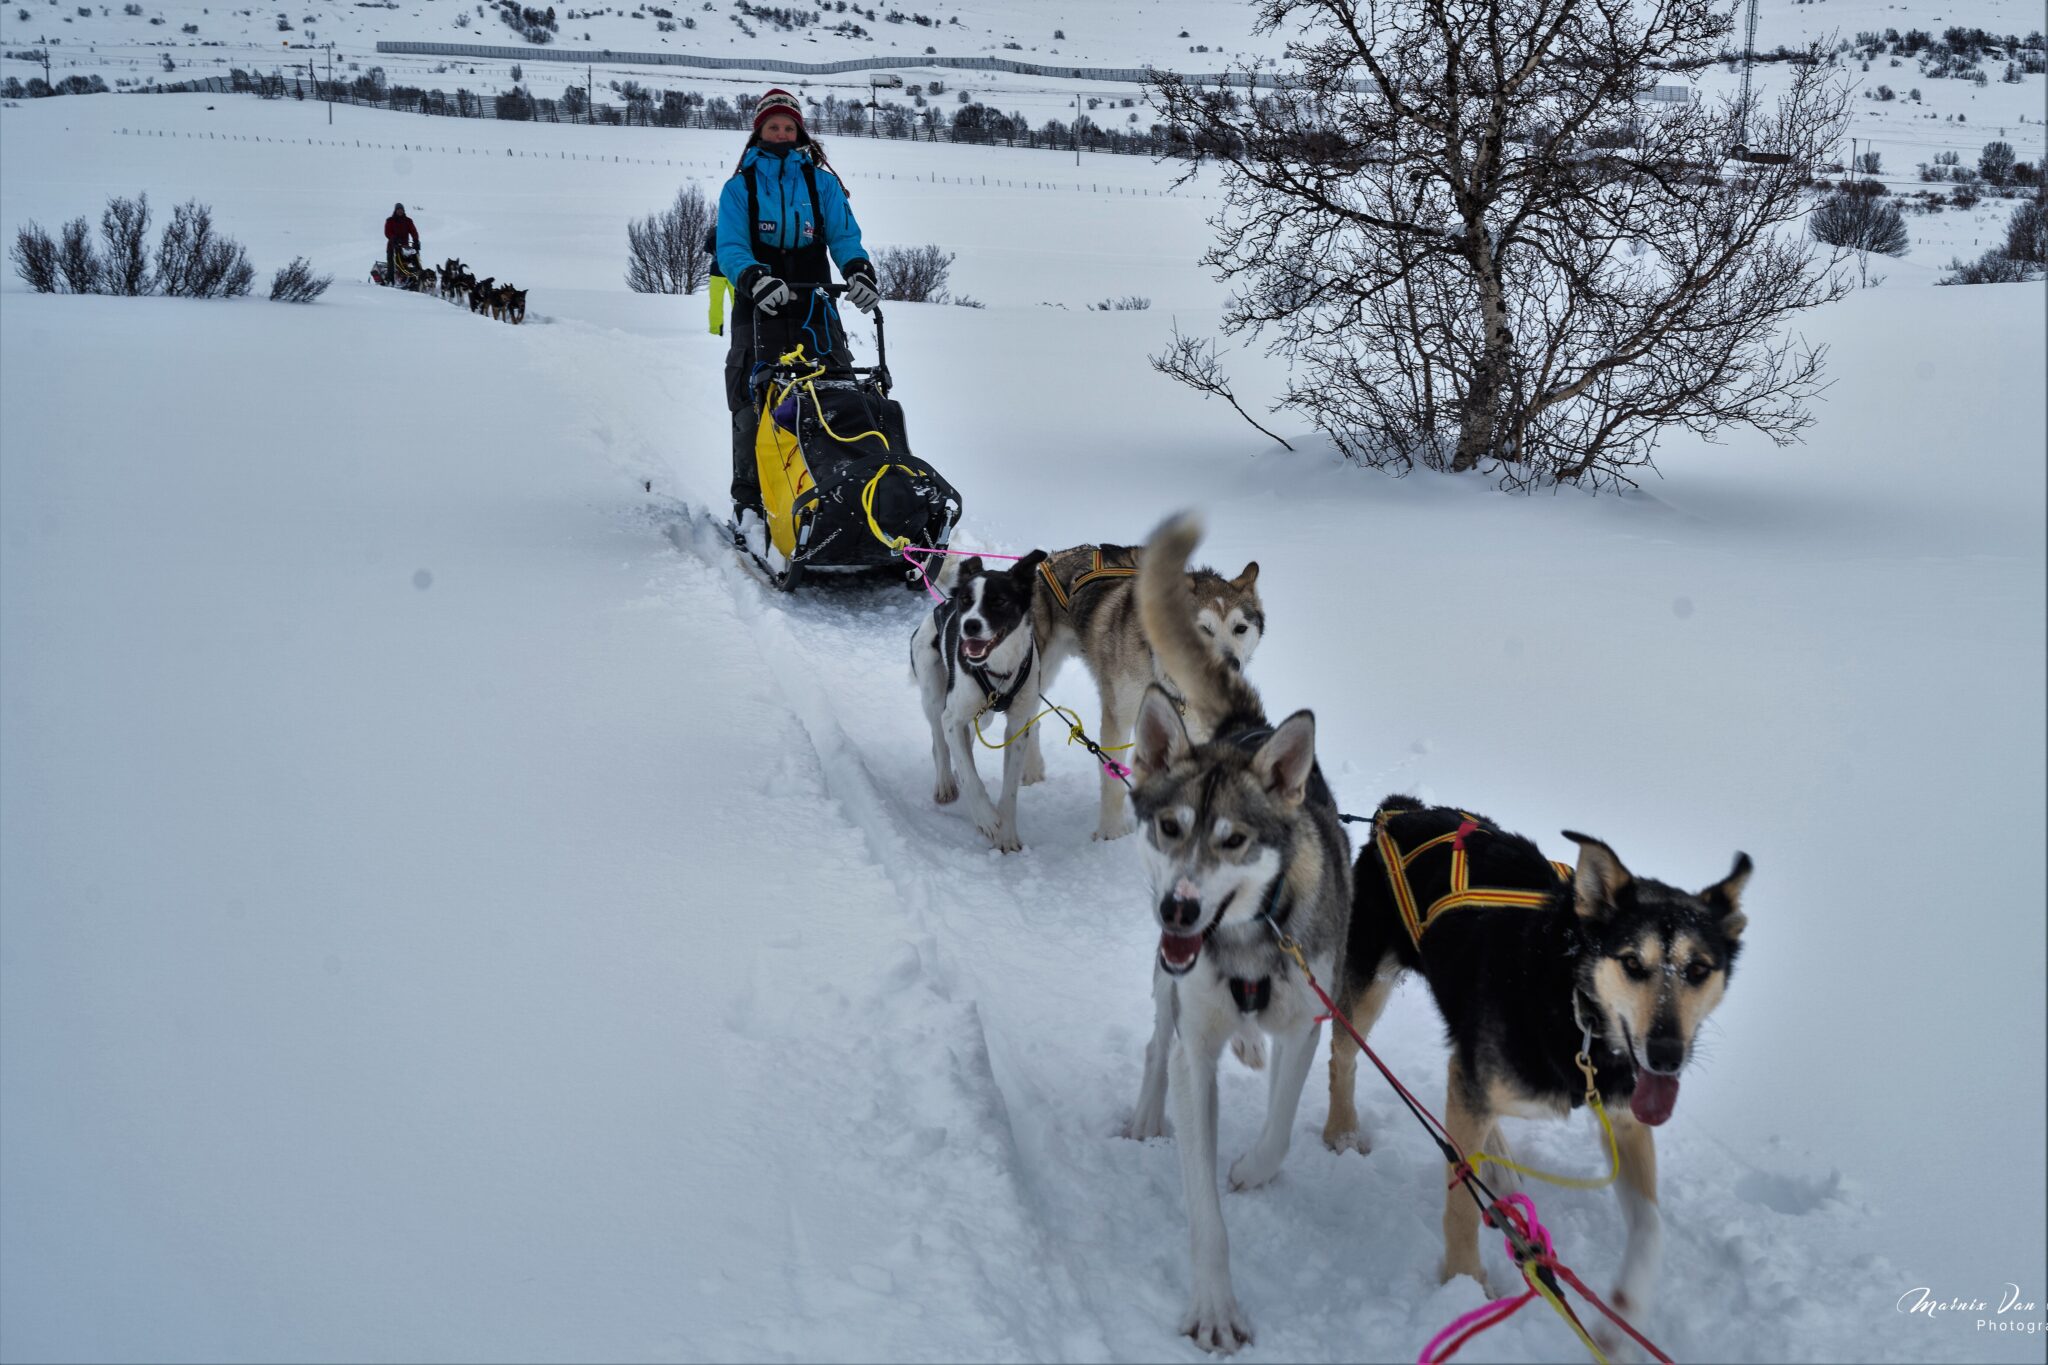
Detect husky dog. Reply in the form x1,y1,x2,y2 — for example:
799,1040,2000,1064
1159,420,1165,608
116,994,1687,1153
503,286,528,325
1123,513,1350,1354
911,551,1050,852
1324,796,1751,1321
1026,543,1263,842
468,276,496,315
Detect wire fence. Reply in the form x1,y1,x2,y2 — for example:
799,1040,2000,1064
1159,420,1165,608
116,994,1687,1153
133,69,1197,159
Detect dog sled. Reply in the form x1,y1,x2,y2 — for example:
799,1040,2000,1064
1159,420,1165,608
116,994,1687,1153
731,282,961,592
370,244,431,292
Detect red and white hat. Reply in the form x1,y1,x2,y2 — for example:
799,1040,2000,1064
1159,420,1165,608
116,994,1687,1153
752,88,807,136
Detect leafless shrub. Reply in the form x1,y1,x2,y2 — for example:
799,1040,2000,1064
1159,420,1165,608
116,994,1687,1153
155,199,254,298
9,220,59,292
99,192,153,296
268,255,333,302
873,243,953,302
56,216,103,292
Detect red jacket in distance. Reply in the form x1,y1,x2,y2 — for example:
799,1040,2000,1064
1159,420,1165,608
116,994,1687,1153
384,213,419,249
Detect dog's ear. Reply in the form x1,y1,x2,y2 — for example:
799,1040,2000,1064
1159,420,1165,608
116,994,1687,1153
1012,549,1047,581
1232,561,1259,591
1133,686,1190,779
1563,831,1632,920
933,555,972,596
1700,851,1753,940
1252,709,1316,808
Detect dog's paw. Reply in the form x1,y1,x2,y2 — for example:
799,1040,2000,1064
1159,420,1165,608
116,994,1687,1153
1123,1108,1170,1142
1180,1287,1253,1355
1229,1034,1266,1071
977,817,1022,854
933,778,958,805
1321,1117,1371,1155
1092,812,1136,842
1438,1251,1487,1289
1227,1146,1284,1192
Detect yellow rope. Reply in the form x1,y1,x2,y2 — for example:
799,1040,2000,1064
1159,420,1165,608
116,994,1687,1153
1522,1260,1611,1365
861,465,914,552
1468,1052,1621,1191
972,695,1136,755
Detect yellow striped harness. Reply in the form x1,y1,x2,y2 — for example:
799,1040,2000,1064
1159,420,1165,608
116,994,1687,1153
1036,548,1137,612
1375,810,1575,949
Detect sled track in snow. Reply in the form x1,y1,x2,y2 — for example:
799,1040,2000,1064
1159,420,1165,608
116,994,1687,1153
663,506,1119,1359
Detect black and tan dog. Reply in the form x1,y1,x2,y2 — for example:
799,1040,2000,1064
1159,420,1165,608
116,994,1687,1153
1323,796,1750,1324
502,285,527,324
467,275,496,315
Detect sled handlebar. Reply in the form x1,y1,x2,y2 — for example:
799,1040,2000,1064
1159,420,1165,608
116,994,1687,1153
773,281,888,391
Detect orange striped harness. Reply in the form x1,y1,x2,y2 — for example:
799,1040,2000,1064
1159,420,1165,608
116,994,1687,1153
1375,811,1575,949
1036,548,1137,612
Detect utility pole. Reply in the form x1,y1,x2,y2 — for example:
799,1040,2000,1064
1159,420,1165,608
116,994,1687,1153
325,40,334,124
35,36,50,89
1073,89,1080,167
587,62,593,124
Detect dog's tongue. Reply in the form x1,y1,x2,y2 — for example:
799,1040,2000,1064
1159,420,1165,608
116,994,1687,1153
1158,932,1203,973
1630,1072,1680,1126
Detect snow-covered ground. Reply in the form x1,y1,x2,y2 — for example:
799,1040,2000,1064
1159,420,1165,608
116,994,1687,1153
3,74,2045,1365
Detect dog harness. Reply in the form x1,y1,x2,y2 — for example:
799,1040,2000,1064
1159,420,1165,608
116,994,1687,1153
968,649,1034,717
1035,547,1137,612
935,596,1037,717
1375,807,1574,949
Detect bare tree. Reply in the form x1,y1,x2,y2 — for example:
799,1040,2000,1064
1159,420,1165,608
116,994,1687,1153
99,192,154,296
873,243,953,302
624,183,712,294
1149,0,1853,489
56,216,103,293
9,221,59,292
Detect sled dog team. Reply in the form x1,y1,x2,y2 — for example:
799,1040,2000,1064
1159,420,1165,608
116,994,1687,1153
433,258,528,324
910,515,1752,1354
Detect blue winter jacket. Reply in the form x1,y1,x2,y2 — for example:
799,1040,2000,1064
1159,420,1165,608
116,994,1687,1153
715,144,867,287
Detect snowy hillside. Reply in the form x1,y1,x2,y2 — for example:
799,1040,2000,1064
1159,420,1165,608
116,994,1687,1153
3,20,2046,1365
3,0,2044,182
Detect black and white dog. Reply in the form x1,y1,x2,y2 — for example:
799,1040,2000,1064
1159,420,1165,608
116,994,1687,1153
911,551,1048,852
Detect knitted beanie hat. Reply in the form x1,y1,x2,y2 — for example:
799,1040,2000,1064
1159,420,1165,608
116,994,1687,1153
752,88,806,135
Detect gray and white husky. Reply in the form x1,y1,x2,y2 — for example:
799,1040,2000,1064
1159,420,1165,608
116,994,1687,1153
911,551,1048,852
1025,543,1264,842
1122,513,1351,1355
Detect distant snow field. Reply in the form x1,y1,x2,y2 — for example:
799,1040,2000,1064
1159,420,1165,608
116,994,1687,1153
2,7,2044,1364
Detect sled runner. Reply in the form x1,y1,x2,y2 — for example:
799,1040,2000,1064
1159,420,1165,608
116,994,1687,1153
731,283,961,592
